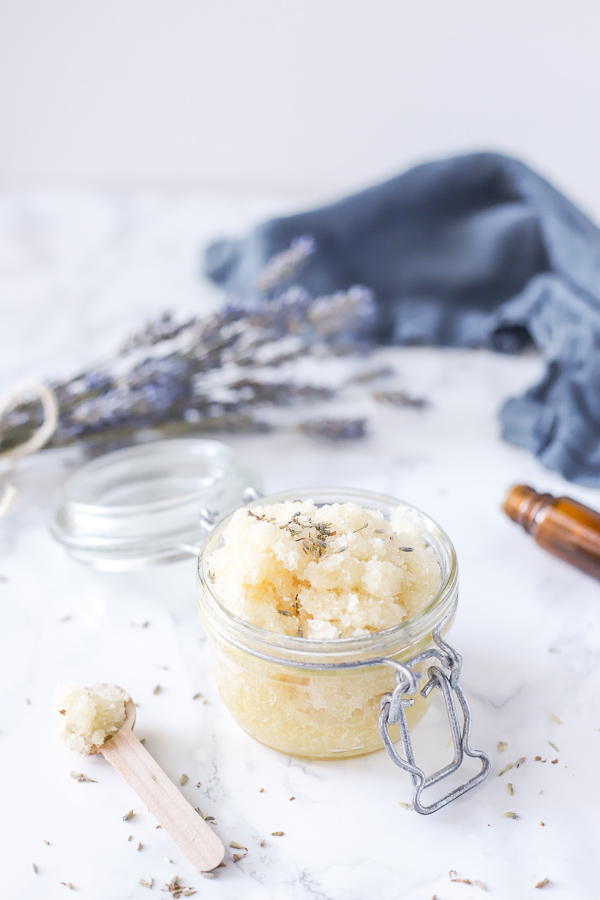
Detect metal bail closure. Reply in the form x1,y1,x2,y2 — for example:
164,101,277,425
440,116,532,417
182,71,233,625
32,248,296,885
378,613,490,814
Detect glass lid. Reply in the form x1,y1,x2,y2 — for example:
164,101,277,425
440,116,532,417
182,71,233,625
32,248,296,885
50,438,260,571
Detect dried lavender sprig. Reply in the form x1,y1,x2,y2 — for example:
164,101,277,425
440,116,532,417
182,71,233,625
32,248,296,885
372,390,429,410
299,418,367,442
255,236,315,292
0,264,376,455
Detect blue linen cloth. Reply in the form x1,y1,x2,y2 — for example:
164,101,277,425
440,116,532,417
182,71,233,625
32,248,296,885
204,153,600,486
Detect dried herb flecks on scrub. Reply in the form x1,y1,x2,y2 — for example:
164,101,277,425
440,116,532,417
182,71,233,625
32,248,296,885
208,500,441,640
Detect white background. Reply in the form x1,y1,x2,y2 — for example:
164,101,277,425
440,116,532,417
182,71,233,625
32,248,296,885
3,5,600,896
1,0,600,216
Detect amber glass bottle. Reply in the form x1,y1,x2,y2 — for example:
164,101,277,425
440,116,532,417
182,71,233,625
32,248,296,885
504,485,600,581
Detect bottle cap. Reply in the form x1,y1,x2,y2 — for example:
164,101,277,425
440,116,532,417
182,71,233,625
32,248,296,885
503,484,537,525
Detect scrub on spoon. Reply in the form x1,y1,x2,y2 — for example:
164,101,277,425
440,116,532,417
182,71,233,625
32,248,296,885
54,683,225,873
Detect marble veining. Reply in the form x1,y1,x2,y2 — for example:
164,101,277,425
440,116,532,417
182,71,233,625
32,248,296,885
1,190,599,899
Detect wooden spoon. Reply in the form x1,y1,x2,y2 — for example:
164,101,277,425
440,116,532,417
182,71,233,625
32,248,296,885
90,692,224,873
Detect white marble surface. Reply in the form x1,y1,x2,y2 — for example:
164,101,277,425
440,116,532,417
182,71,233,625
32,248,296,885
2,191,600,899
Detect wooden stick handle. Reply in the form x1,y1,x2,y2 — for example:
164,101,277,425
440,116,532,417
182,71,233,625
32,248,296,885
101,727,224,872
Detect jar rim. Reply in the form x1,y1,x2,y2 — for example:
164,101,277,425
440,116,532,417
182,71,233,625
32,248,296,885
197,486,459,663
62,439,242,515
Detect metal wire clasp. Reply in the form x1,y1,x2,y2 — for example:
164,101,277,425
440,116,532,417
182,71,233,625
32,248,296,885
378,615,490,814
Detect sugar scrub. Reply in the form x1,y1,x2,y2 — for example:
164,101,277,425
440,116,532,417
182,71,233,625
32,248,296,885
208,500,442,639
54,684,129,754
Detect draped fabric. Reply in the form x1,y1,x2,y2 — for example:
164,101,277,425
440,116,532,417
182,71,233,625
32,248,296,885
205,153,600,485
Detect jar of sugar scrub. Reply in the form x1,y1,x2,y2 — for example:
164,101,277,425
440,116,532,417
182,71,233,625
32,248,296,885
52,442,489,813
197,487,491,815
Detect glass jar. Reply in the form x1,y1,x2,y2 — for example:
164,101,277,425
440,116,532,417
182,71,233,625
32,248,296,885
196,487,458,760
51,439,259,570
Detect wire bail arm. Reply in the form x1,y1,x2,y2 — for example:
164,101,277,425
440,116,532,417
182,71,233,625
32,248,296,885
378,612,490,814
